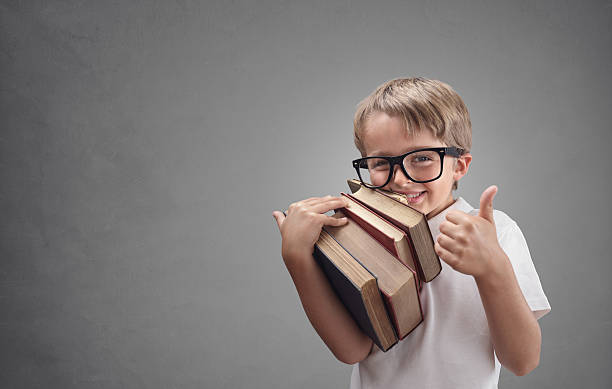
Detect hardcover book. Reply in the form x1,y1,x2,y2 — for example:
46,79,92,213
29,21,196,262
340,193,419,281
313,228,398,351
325,211,423,340
346,179,442,282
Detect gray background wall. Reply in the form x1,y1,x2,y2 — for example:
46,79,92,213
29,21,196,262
1,1,610,388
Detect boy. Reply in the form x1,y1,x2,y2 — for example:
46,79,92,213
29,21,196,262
272,78,550,388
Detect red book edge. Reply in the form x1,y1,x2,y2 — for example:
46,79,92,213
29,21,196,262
374,262,424,340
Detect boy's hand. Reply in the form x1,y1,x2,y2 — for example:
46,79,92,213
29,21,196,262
272,196,349,264
435,186,505,278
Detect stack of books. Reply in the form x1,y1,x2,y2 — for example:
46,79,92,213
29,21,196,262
313,179,441,352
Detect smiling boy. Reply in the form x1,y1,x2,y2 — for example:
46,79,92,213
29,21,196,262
273,77,550,388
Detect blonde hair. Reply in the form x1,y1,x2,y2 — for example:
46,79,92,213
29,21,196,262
353,77,472,190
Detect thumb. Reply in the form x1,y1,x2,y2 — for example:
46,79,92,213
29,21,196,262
272,211,286,231
478,185,498,224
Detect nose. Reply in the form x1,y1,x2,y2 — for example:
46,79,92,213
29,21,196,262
390,164,412,187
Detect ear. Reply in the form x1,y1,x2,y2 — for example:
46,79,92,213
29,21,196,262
453,152,472,182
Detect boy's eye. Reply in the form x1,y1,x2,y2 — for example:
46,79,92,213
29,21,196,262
411,155,432,163
407,151,438,165
368,158,389,170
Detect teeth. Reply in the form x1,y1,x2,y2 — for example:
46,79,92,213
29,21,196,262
405,192,423,198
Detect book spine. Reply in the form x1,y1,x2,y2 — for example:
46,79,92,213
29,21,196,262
411,221,442,282
340,206,399,257
345,192,428,282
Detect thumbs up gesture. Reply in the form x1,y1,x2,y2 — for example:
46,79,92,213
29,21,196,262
435,186,505,279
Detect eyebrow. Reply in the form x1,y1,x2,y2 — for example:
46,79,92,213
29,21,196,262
367,145,438,157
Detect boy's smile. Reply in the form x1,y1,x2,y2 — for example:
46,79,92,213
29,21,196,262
361,112,471,219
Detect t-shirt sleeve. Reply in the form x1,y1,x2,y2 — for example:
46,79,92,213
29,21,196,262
497,217,551,320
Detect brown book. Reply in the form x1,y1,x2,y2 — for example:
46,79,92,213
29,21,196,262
313,229,398,351
325,211,423,340
346,179,442,282
340,193,419,278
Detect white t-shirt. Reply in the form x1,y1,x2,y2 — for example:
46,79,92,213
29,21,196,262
350,197,551,389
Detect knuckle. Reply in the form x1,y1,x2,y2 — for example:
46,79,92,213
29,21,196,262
434,245,442,255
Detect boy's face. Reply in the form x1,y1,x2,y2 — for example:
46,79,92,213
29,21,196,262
361,112,472,219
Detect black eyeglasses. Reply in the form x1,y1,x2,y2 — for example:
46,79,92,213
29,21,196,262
352,147,464,189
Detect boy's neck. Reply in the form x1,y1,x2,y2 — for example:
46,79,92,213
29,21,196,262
426,196,457,220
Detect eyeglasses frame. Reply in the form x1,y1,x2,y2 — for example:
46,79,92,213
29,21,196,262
352,146,465,189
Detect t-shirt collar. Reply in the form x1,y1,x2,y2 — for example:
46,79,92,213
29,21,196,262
427,197,474,236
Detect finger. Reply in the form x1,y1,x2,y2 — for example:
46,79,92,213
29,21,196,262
287,196,333,216
272,211,285,230
437,233,459,253
287,198,317,213
288,196,329,210
301,195,335,206
478,185,498,224
323,214,349,227
445,210,472,225
310,197,350,214
292,196,346,212
439,220,462,239
435,241,457,266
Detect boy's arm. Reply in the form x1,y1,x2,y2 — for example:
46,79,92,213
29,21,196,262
435,186,541,376
283,250,374,364
273,196,373,364
474,251,541,376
